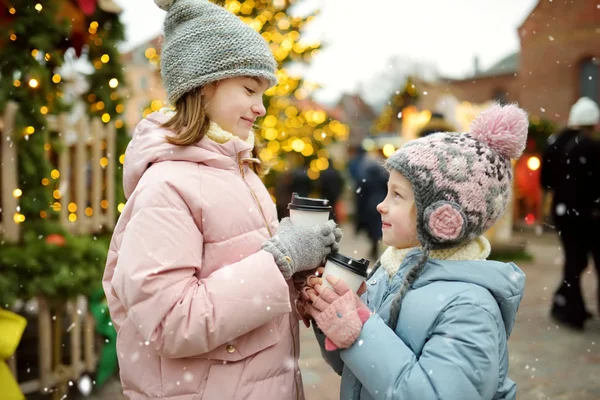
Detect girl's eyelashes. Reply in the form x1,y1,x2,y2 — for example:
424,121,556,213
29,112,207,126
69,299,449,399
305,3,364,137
394,192,403,199
245,87,256,95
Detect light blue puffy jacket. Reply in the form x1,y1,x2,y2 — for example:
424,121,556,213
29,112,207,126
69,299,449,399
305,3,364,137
315,249,525,400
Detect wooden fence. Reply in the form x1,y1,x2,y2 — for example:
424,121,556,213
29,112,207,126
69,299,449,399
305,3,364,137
0,101,117,397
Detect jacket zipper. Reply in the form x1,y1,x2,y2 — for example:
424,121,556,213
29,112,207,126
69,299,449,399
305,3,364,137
237,156,273,237
238,156,299,399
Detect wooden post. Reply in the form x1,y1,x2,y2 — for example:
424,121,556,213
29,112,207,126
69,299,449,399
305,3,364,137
0,101,20,242
57,113,71,230
75,117,88,234
91,118,103,231
84,313,96,372
38,297,53,391
106,122,116,230
70,299,82,380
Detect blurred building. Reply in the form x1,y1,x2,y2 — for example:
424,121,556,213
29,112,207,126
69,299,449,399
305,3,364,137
443,0,599,127
121,37,167,133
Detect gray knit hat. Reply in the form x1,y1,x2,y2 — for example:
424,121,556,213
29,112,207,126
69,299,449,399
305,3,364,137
155,0,278,105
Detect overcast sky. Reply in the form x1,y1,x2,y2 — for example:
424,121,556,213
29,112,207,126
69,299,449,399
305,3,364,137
116,0,539,103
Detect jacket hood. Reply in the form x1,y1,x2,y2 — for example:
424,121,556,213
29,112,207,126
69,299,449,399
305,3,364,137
405,250,525,336
123,112,253,199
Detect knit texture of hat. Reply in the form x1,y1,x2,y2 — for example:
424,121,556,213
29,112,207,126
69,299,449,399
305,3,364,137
155,0,278,105
387,103,528,251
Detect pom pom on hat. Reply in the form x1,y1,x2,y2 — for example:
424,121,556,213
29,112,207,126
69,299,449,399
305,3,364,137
469,103,529,159
155,0,175,11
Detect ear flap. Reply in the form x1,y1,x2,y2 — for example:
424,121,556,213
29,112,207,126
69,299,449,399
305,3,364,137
423,201,467,243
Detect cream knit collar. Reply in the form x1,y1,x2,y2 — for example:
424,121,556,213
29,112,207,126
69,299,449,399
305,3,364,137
160,108,255,149
380,236,491,279
205,121,255,148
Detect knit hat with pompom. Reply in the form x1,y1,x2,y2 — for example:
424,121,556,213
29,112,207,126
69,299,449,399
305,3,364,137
384,103,528,330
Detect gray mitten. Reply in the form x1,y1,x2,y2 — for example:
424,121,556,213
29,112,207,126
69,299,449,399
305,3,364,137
263,218,342,280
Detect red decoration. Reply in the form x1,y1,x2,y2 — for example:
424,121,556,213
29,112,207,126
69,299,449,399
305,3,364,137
76,0,97,16
45,233,66,246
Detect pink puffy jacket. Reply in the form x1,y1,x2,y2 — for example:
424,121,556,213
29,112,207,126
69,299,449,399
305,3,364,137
103,112,304,399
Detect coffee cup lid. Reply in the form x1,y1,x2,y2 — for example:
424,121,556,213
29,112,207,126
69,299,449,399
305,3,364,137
326,252,370,278
288,192,332,212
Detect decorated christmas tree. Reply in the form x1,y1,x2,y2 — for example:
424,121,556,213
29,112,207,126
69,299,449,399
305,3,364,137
0,0,126,307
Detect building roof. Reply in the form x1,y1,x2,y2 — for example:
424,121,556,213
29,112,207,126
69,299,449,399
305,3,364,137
475,52,520,78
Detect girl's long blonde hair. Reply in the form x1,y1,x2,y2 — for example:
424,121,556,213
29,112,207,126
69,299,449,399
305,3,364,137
162,86,264,175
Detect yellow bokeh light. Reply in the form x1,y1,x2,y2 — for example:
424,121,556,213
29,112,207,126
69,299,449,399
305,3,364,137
278,19,290,30
101,54,110,63
301,144,314,157
25,126,35,135
9,33,17,41
40,106,48,114
109,78,119,88
13,80,21,87
100,157,109,167
316,157,329,171
102,113,111,123
307,169,320,180
151,100,163,111
85,207,93,217
115,120,124,129
51,169,60,179
29,78,39,88
101,200,109,209
263,115,277,128
9,7,15,14
145,47,157,59
52,202,62,212
97,101,105,110
31,49,39,57
527,156,541,171
40,210,47,219
68,203,77,213
13,189,22,198
41,178,50,186
52,74,61,83
264,128,278,141
382,144,396,157
13,213,25,223
53,190,61,199
119,154,125,164
44,143,51,151
69,213,77,222
118,203,125,213
259,148,273,161
267,140,280,152
291,138,305,152
35,3,42,11
116,104,125,113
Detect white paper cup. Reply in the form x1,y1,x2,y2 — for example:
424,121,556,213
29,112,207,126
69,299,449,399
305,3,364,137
289,209,330,228
321,253,370,293
287,192,331,228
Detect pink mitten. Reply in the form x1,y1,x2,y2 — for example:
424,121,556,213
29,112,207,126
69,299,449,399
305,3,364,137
313,291,370,350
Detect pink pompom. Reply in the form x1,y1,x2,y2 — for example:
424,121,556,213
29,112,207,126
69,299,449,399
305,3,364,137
469,103,528,159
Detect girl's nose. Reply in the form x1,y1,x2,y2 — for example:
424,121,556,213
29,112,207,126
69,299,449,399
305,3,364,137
376,201,386,214
252,102,266,117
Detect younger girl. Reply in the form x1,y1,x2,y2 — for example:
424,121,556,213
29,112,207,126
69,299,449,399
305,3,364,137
103,1,340,399
303,104,528,399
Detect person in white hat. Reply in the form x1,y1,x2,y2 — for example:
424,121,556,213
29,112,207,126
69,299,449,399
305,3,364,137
541,96,600,330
